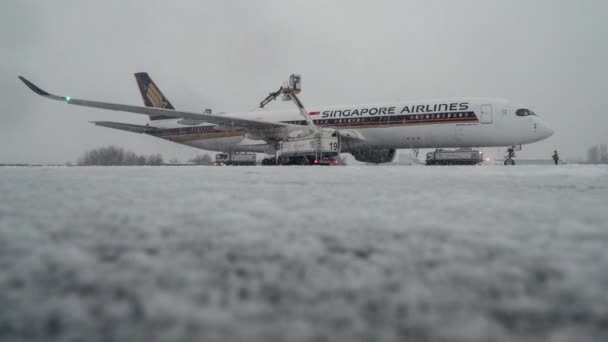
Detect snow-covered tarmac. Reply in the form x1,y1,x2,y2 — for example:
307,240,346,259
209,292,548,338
1,165,607,342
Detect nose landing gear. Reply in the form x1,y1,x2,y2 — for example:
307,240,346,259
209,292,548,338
504,145,521,165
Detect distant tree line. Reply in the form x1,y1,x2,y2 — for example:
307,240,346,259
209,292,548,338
77,146,163,166
587,144,608,164
189,154,214,165
77,146,216,166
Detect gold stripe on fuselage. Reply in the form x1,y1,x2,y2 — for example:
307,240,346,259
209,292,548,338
311,117,478,129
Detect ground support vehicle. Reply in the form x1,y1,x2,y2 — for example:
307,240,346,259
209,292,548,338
258,74,341,166
426,148,483,165
215,152,257,166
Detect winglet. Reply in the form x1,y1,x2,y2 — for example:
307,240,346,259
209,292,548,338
18,76,70,102
18,76,51,96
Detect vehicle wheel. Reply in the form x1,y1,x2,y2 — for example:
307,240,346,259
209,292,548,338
504,159,515,166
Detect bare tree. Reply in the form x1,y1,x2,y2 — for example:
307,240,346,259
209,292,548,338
587,144,608,164
123,151,141,165
146,154,164,166
77,146,166,166
78,146,124,165
601,144,608,164
588,145,600,164
189,154,214,165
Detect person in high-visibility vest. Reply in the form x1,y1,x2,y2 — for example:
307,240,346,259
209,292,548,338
552,150,560,165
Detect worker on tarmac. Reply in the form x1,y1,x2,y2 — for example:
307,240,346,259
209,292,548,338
552,150,560,165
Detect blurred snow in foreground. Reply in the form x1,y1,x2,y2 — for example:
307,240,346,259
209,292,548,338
1,165,607,342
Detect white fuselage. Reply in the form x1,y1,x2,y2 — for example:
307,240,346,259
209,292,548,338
147,98,554,154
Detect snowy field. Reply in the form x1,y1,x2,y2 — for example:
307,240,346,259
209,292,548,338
1,165,607,342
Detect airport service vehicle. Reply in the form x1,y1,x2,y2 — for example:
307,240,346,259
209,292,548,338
18,74,554,165
260,129,340,165
255,75,341,166
426,148,483,165
215,152,256,166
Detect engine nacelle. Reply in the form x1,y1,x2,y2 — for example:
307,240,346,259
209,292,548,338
350,148,396,164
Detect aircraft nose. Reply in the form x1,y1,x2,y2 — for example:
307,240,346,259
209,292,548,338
539,120,554,139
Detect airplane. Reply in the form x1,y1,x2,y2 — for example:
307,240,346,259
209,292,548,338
18,75,554,164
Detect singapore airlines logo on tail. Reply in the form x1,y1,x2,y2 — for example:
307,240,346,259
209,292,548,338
146,83,170,109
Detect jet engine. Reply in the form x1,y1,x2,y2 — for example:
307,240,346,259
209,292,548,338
350,148,396,164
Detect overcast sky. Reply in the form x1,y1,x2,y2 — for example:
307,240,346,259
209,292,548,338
1,0,607,163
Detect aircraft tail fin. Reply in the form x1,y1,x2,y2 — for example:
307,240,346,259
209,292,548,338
134,72,176,120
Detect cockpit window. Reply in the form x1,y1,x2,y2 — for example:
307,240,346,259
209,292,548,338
516,108,536,117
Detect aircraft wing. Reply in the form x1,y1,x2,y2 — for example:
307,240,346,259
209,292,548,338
92,121,158,134
18,77,290,135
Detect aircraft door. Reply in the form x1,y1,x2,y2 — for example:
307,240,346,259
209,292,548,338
480,104,493,124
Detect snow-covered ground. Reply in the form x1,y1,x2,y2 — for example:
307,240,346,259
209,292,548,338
1,165,607,342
